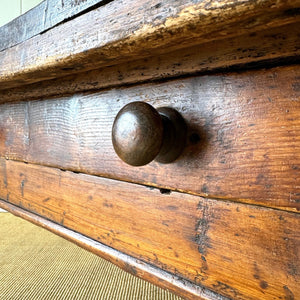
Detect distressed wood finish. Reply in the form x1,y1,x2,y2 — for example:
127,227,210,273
0,0,109,52
0,65,299,212
0,200,219,300
0,158,299,300
1,22,299,104
0,0,299,299
0,0,299,89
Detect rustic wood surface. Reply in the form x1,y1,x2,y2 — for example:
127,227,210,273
0,200,223,300
0,1,298,299
0,0,108,52
0,65,299,212
0,158,299,300
0,0,299,90
1,22,299,104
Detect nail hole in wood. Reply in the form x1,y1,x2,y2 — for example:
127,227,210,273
160,188,171,195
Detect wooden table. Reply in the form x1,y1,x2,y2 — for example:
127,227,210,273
0,0,299,299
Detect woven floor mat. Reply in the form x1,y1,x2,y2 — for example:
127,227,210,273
0,213,182,300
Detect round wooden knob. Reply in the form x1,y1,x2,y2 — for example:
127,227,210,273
112,101,187,166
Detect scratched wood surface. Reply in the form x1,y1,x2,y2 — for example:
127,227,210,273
1,22,299,104
0,200,224,300
0,0,109,52
0,0,299,89
0,1,299,299
0,65,299,212
0,158,299,300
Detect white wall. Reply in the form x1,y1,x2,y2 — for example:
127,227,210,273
0,0,43,27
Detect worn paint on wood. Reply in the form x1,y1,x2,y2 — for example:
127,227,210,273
0,0,299,89
0,159,299,299
0,65,299,212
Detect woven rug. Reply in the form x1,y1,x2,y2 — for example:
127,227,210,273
0,212,182,300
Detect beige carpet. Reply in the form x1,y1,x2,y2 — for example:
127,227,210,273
0,212,182,300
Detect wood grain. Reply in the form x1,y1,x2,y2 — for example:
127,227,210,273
0,0,299,89
0,158,299,299
1,22,299,104
0,65,299,212
0,200,222,300
0,0,110,52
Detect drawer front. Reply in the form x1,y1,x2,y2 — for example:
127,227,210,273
0,63,299,299
0,65,299,212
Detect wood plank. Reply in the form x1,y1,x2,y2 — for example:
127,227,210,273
1,22,299,104
0,0,109,52
0,65,299,212
0,158,299,299
0,200,222,300
0,0,299,89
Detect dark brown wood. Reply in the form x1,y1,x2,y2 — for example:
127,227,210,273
0,200,222,300
1,22,299,104
0,0,110,52
0,158,299,300
0,65,299,212
155,107,187,164
112,102,187,166
0,0,299,90
112,102,164,166
0,1,298,299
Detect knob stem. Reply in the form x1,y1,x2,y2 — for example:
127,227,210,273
155,107,187,164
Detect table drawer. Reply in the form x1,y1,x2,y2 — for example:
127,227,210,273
0,65,299,212
1,0,300,299
1,64,299,299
